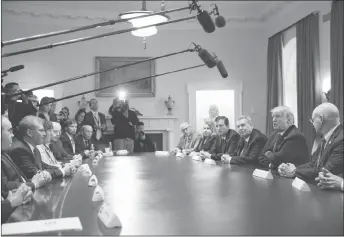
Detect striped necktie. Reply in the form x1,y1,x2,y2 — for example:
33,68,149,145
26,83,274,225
316,139,327,168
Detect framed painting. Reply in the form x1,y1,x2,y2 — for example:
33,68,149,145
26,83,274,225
95,56,156,97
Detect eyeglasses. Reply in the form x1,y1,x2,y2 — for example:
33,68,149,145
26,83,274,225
309,115,322,124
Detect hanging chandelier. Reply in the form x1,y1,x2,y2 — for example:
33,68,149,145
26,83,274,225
119,0,170,37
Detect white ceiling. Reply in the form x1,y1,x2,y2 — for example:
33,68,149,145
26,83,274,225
2,1,297,27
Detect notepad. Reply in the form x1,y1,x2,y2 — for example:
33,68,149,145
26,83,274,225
155,151,169,156
1,217,83,235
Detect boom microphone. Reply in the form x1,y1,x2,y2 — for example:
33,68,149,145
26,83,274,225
1,65,25,78
192,0,215,33
193,43,216,68
216,58,228,78
213,4,226,28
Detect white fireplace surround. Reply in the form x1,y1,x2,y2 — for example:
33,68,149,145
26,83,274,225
105,116,178,151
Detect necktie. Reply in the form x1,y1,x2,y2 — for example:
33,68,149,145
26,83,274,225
85,140,89,148
70,137,75,153
221,137,227,153
93,113,102,140
316,139,327,168
44,145,58,165
273,134,283,152
240,140,249,156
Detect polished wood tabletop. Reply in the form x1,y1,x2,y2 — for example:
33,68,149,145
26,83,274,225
6,153,344,235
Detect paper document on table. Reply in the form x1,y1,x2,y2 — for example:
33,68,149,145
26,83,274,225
252,169,273,180
1,217,83,235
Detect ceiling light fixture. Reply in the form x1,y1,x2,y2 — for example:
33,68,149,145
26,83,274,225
119,0,170,38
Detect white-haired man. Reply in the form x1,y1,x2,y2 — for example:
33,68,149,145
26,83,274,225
258,106,309,169
279,103,343,180
75,125,96,158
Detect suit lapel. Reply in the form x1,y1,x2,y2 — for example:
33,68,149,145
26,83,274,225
2,153,28,182
319,125,342,166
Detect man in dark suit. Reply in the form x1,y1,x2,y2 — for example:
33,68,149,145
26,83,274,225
134,122,155,152
210,116,240,161
9,116,65,180
75,125,96,158
279,103,343,181
1,115,47,197
223,115,267,165
83,98,107,149
49,122,82,167
258,106,309,168
59,118,77,155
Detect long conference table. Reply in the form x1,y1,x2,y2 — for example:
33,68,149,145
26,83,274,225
6,153,344,235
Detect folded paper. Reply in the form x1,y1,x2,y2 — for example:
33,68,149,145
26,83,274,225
1,217,82,235
204,158,216,165
92,185,105,202
252,169,273,180
292,177,310,191
88,175,98,187
98,203,122,228
92,159,99,166
176,152,185,158
192,155,202,161
116,150,129,156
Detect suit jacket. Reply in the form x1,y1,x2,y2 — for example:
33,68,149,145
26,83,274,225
211,129,240,160
258,125,309,168
75,134,97,159
50,140,73,162
59,132,75,155
230,128,267,165
134,135,156,152
1,199,15,224
194,134,217,152
8,101,37,131
1,152,35,196
9,139,63,179
83,111,107,140
296,124,343,180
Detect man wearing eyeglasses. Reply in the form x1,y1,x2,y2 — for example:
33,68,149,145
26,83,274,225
9,116,53,180
278,103,343,181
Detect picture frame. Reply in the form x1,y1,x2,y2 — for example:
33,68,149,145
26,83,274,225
95,56,156,97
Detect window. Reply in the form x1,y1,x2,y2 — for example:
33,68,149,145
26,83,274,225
282,27,298,127
23,89,54,102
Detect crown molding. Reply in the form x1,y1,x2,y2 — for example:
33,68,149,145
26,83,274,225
2,1,295,27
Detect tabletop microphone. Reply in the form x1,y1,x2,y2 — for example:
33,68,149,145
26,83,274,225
214,4,226,28
215,58,228,78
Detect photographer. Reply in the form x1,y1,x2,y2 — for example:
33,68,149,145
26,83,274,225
134,122,155,152
109,96,139,152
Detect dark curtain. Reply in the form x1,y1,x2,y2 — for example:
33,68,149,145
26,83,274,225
330,0,344,123
296,13,321,152
266,33,283,136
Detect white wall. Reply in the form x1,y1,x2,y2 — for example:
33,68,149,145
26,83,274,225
2,15,268,145
266,1,332,102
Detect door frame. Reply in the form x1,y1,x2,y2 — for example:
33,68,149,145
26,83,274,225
187,79,243,129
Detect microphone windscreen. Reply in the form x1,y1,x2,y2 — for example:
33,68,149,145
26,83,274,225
215,15,226,28
197,10,216,33
198,49,216,68
9,65,24,72
217,60,228,78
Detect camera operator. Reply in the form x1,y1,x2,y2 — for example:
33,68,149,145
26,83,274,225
134,122,155,152
109,96,139,152
4,83,37,132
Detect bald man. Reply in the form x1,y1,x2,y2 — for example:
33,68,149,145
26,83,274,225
279,103,343,181
75,125,96,158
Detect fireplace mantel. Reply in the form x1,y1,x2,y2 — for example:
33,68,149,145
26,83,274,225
105,116,178,150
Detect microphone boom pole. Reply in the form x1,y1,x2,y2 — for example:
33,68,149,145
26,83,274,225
1,6,191,47
9,48,195,97
2,16,196,58
41,64,206,106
